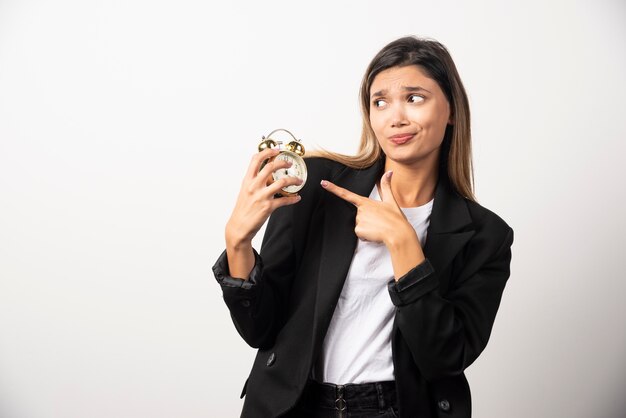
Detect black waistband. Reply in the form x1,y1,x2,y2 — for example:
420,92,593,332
299,379,397,412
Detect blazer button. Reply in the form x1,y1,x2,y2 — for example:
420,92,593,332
240,299,251,307
266,352,276,367
438,399,450,412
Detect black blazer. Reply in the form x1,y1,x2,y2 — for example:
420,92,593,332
213,156,514,418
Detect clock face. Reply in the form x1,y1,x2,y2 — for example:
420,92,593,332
272,151,307,193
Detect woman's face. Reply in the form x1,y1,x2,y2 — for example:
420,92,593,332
369,65,452,169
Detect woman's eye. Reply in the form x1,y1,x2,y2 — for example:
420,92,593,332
409,94,424,103
373,99,386,108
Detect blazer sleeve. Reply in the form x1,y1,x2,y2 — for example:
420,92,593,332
212,202,297,350
387,224,514,381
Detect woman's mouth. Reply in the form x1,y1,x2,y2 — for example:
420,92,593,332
389,134,415,145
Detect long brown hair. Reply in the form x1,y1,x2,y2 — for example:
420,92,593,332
309,36,476,202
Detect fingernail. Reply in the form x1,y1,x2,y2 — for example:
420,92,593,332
295,195,301,201
320,180,328,188
386,171,393,179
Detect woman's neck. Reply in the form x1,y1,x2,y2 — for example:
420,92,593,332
379,158,438,208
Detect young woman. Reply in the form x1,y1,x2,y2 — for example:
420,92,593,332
213,36,514,418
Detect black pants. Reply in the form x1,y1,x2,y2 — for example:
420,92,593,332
282,379,399,418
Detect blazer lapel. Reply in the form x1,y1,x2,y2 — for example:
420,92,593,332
423,170,475,291
312,159,385,345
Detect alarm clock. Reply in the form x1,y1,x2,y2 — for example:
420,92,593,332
258,128,307,197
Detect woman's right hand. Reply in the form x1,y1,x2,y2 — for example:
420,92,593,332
225,148,304,250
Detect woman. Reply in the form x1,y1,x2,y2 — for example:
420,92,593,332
213,36,514,418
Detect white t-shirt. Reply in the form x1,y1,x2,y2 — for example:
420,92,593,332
312,185,434,384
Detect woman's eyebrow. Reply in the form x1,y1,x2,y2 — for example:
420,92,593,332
371,86,432,98
403,86,432,94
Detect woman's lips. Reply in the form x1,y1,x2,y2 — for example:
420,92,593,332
389,134,414,145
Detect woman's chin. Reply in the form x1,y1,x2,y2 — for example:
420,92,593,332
383,148,441,170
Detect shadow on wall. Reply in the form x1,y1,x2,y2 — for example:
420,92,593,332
603,367,626,418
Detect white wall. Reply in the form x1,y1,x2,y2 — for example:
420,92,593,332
1,0,625,417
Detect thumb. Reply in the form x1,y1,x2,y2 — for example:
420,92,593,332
379,170,399,207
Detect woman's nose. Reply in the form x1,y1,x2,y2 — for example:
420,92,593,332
390,104,409,127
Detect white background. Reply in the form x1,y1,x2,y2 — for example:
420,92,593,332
1,0,625,417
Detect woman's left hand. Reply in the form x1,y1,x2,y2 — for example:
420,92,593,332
320,171,413,246
321,170,426,279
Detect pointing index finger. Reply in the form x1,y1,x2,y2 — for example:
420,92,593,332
321,180,365,206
